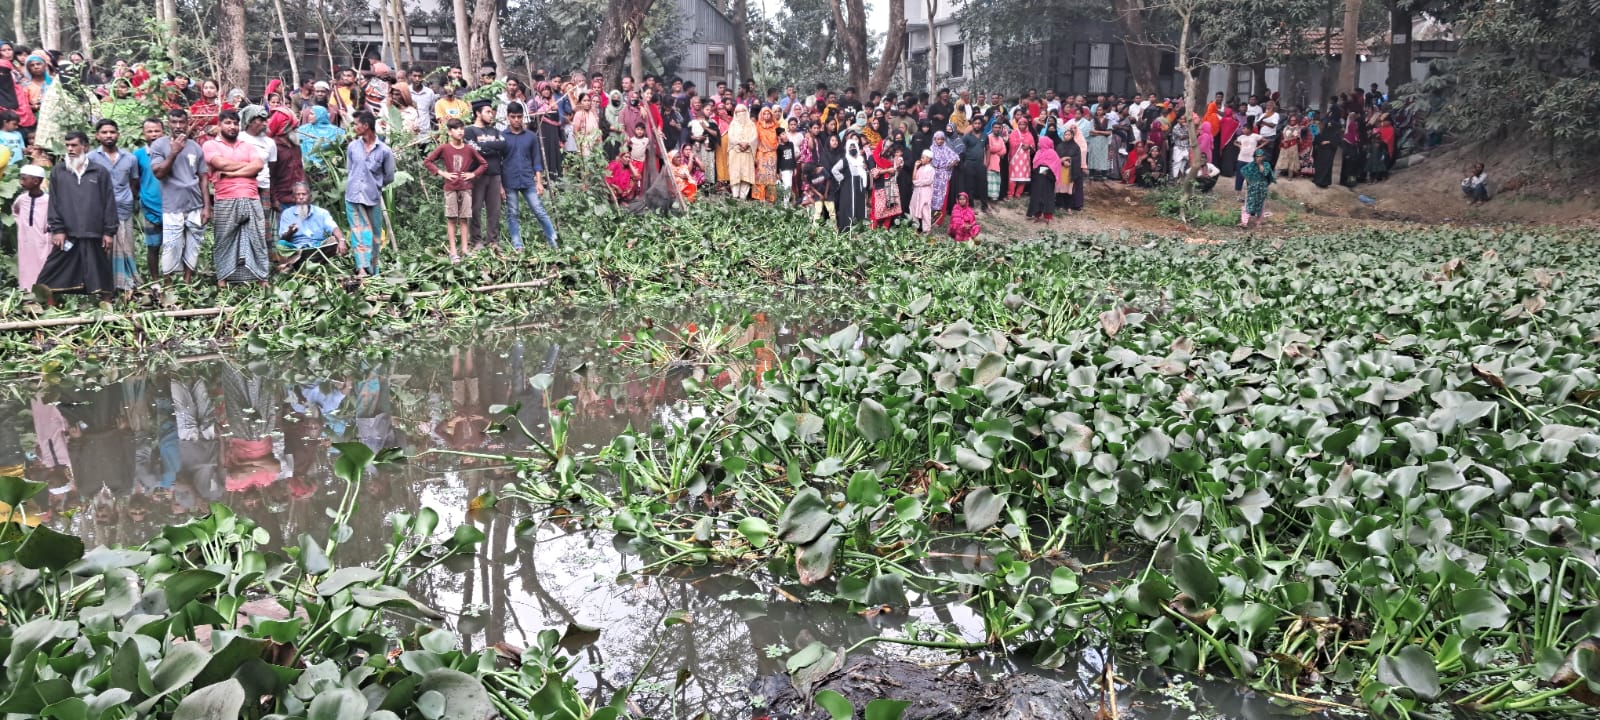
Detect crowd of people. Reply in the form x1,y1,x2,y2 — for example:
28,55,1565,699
0,41,1433,301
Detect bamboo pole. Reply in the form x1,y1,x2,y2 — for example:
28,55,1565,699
0,307,231,332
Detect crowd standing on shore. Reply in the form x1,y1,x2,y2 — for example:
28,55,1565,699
0,45,1433,303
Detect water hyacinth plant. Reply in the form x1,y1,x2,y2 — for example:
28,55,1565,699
497,230,1600,715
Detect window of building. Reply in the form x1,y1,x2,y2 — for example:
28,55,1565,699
947,42,965,78
910,49,929,82
419,44,440,61
1088,42,1111,94
1234,68,1252,98
707,50,726,84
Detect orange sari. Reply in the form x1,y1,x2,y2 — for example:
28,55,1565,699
753,108,780,202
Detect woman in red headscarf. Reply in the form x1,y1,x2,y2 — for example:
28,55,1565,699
1217,107,1241,177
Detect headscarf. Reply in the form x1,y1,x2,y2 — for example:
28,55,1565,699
909,120,933,160
298,105,344,163
1219,107,1240,147
728,104,756,147
1197,119,1215,163
23,54,51,86
756,106,780,149
1343,115,1361,145
1202,102,1220,132
836,136,868,189
930,131,959,169
1062,122,1087,170
1032,138,1061,174
943,124,966,157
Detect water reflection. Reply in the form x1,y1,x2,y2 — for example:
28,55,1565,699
0,303,1300,719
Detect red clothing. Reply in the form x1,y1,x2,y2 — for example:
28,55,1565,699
424,142,487,191
204,137,262,200
948,201,980,241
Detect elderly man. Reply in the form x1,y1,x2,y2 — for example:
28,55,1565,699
275,181,346,271
36,132,119,302
204,109,270,286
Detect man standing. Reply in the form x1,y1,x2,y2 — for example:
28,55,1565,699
408,66,437,135
1257,100,1281,167
464,101,507,250
344,111,395,277
132,118,165,277
151,108,209,284
928,88,954,128
501,103,559,250
239,106,277,215
89,119,142,296
204,109,270,286
37,132,118,301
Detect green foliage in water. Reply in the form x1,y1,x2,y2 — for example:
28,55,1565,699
0,446,601,720
502,229,1600,715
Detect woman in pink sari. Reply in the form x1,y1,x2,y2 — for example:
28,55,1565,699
1196,117,1215,166
1006,112,1034,199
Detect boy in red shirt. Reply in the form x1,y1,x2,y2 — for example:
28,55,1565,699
424,118,487,263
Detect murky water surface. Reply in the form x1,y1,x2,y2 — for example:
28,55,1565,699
1,302,1298,719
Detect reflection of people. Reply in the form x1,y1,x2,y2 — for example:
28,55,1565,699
171,377,222,501
219,365,281,503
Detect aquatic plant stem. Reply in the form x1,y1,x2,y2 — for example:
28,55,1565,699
842,635,989,655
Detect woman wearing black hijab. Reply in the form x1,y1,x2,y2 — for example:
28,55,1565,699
892,130,914,208
909,120,933,163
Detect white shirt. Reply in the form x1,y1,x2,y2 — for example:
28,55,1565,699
1236,133,1261,159
1245,104,1264,122
242,131,276,190
1258,111,1280,138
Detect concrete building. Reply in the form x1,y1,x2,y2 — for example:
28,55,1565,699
904,0,972,91
666,0,741,91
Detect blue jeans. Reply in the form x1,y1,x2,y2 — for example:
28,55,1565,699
505,185,558,249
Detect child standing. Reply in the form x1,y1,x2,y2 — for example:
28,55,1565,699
424,119,487,263
776,131,796,204
805,163,835,224
0,112,25,166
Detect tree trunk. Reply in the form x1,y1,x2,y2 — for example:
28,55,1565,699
453,0,472,75
923,0,938,96
1337,0,1362,96
1386,0,1411,90
1252,61,1268,97
219,0,250,95
73,0,91,55
395,0,414,65
273,0,300,86
489,1,505,76
867,0,905,94
629,31,643,82
162,0,179,62
39,0,60,52
12,0,26,48
830,0,869,92
1175,2,1203,205
468,0,494,73
1113,0,1161,97
587,0,654,88
731,0,753,85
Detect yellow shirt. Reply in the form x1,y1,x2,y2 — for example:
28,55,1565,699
434,98,470,125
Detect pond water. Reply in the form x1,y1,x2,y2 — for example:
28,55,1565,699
1,302,1301,719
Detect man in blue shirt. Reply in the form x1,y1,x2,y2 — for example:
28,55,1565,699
344,111,395,277
131,117,165,277
277,181,346,271
89,118,142,296
501,102,559,250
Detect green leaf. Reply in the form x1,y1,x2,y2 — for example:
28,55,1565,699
796,532,839,585
865,698,913,720
846,471,883,506
134,643,211,712
855,399,892,443
16,524,85,571
814,690,853,720
307,688,369,720
776,488,834,545
331,442,376,485
812,457,846,478
1172,553,1220,606
195,635,269,688
1377,645,1441,701
5,618,71,674
419,669,496,720
315,567,383,596
866,572,906,608
0,475,46,507
954,446,992,472
173,679,246,720
737,517,773,548
1133,428,1172,462
983,377,1024,405
1454,588,1511,633
1050,567,1080,595
973,352,1007,387
416,690,446,720
164,569,224,610
1169,449,1205,473
69,547,151,576
963,487,1006,532
297,534,331,575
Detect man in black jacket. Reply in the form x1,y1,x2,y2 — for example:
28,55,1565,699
37,132,119,301
464,100,508,249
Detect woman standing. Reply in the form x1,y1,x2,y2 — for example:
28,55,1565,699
929,132,960,223
1239,148,1275,228
1027,139,1060,222
985,124,1006,203
1060,123,1086,214
753,107,780,202
1277,115,1302,177
1086,109,1113,179
870,141,904,228
831,136,870,231
1311,118,1336,187
726,105,757,199
1298,115,1319,178
713,104,732,191
1006,112,1034,199
1339,114,1364,188
1216,107,1240,177
571,92,601,157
